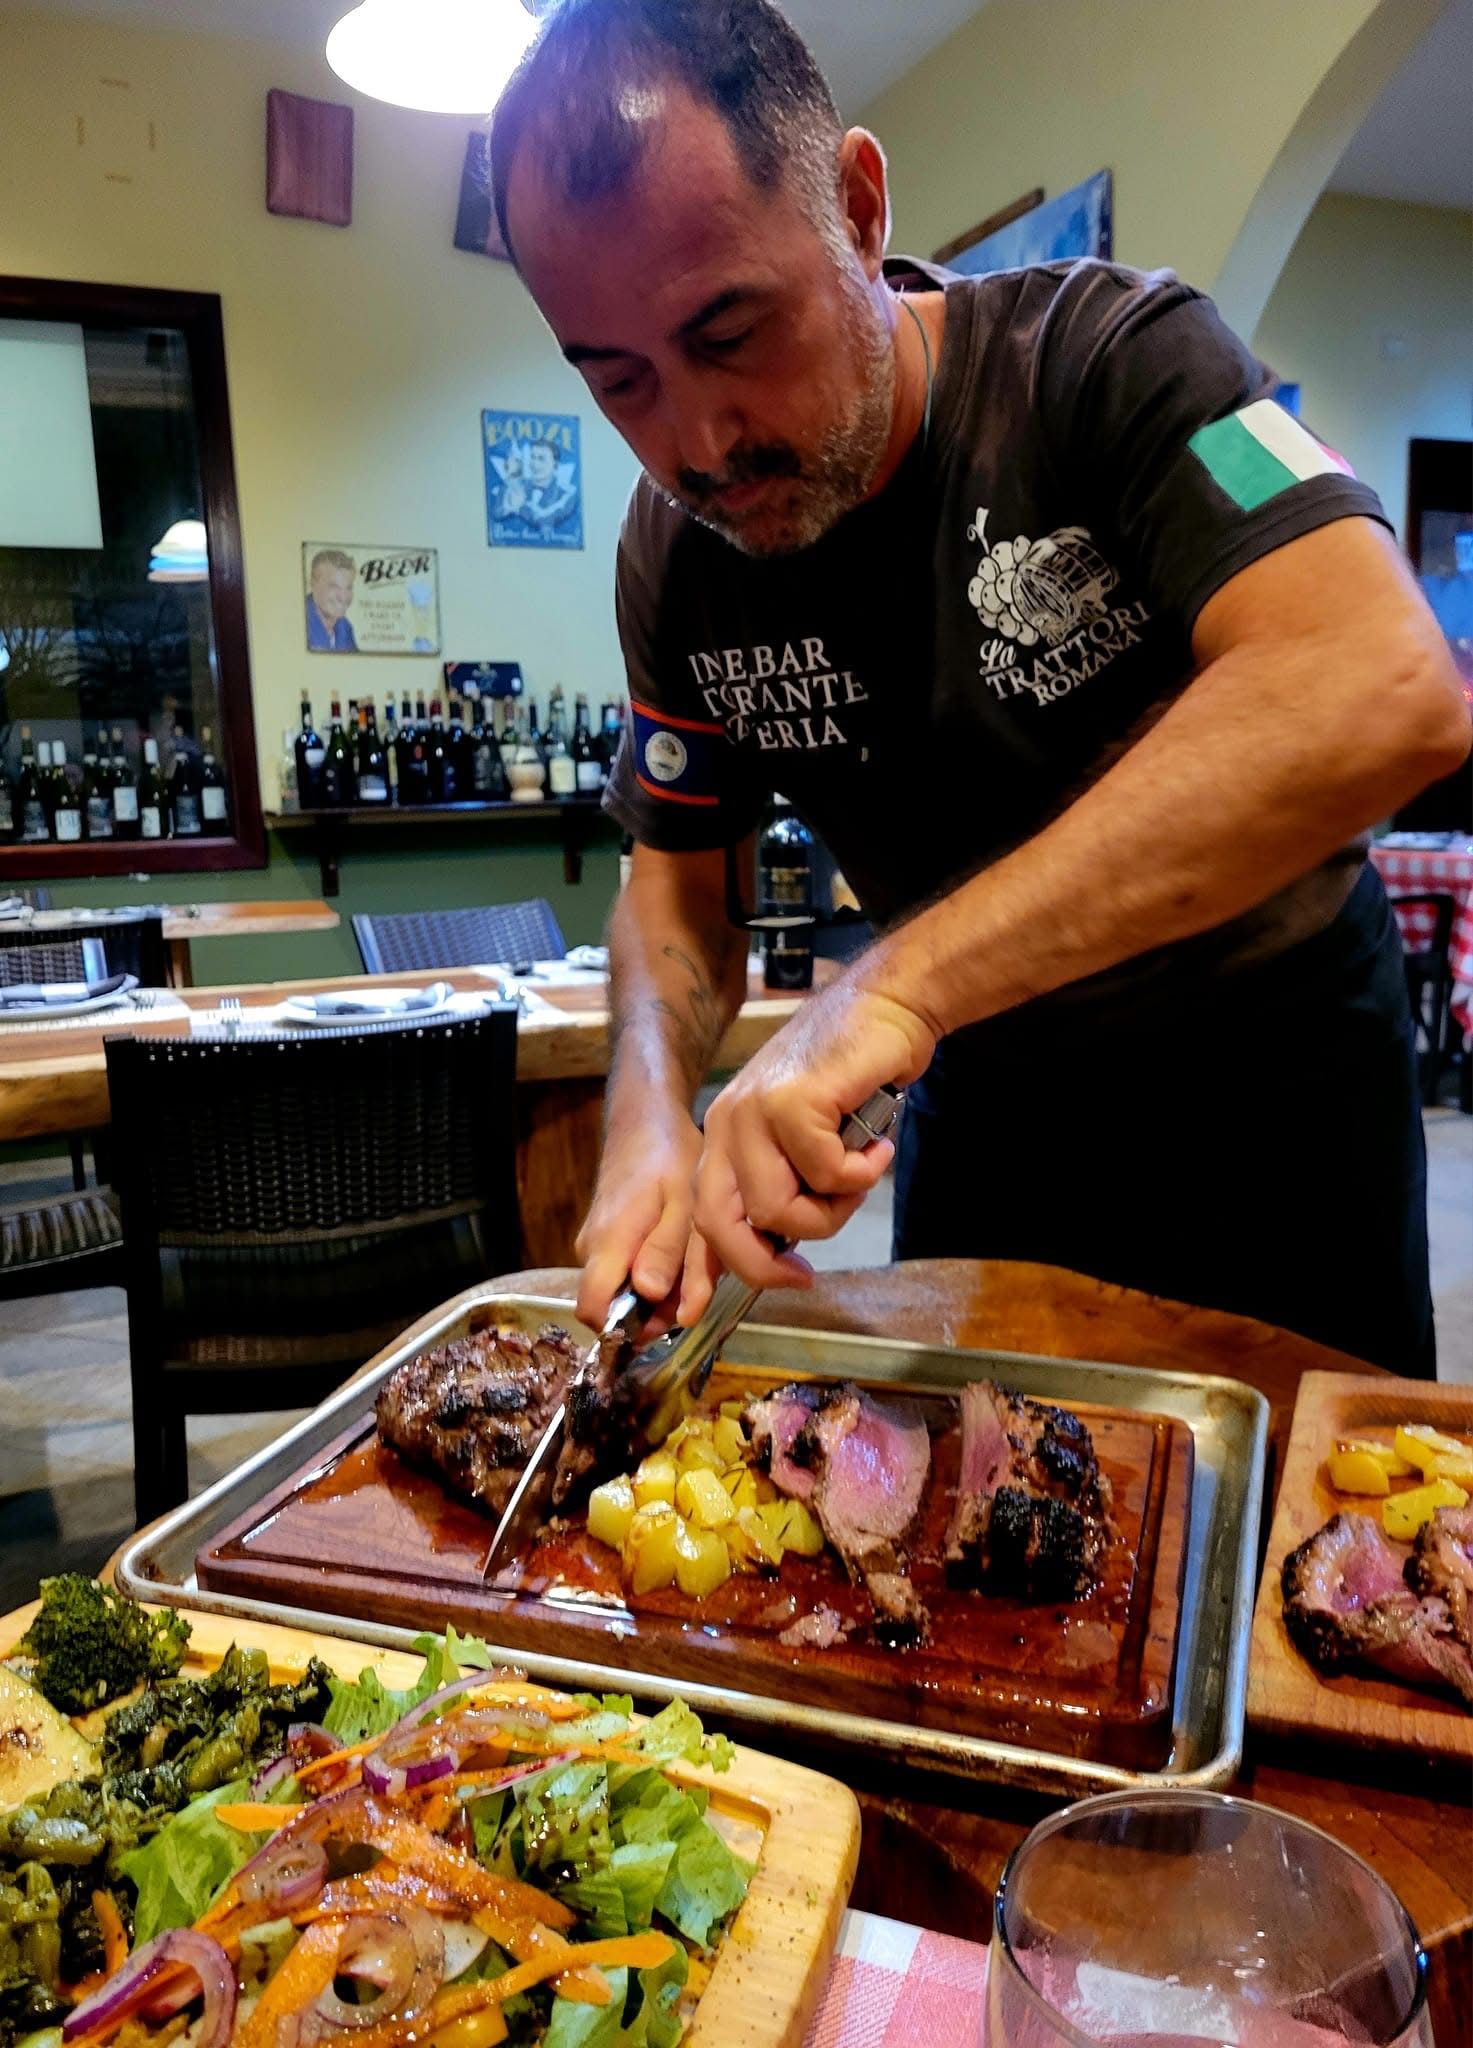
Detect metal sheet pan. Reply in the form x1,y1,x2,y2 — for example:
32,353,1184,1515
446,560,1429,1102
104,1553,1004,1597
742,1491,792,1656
116,1290,1267,1797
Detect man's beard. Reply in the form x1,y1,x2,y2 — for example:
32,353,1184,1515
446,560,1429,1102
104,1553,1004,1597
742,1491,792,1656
663,288,897,557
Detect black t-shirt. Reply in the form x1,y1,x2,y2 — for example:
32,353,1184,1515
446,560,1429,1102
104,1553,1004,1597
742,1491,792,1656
605,258,1389,1020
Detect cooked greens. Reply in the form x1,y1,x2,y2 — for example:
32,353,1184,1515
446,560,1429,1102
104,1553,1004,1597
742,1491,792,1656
17,1580,191,1715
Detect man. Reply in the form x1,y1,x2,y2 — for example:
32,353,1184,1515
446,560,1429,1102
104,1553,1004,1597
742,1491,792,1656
491,0,1469,1372
306,548,359,652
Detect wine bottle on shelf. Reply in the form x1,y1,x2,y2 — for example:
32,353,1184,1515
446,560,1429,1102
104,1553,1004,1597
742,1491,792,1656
170,734,203,837
525,698,546,771
110,727,139,837
380,700,399,802
507,703,547,804
0,751,12,842
544,694,576,798
200,727,229,827
424,698,453,803
572,694,602,797
356,699,390,805
496,697,520,772
296,690,326,808
399,695,430,805
81,744,113,840
136,737,167,841
757,796,815,991
14,730,48,843
320,696,355,806
278,728,300,813
50,743,84,842
470,695,509,800
447,698,471,791
598,700,622,784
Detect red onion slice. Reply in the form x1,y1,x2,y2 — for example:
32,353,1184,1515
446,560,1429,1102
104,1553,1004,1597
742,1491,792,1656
249,1751,298,1800
238,1834,328,1913
311,1908,444,2032
361,1749,456,1799
64,1931,235,2048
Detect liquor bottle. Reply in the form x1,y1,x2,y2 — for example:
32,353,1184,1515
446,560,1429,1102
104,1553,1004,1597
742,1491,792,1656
170,735,203,837
571,694,602,796
427,698,460,803
470,695,509,800
598,700,622,784
50,742,84,842
296,690,327,808
110,727,139,837
81,745,114,840
399,695,431,805
136,737,168,840
320,696,355,806
757,796,815,991
200,727,229,827
14,729,48,843
356,699,390,805
544,694,576,798
381,700,399,802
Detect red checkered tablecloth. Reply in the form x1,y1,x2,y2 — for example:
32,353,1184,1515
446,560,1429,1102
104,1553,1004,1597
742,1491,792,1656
1370,837,1473,1040
804,1911,990,2047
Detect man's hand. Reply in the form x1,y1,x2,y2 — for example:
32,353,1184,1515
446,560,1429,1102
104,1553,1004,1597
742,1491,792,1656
575,1114,703,1331
679,977,936,1320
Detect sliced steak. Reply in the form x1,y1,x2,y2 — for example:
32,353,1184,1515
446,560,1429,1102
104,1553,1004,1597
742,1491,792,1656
376,1323,582,1517
945,1380,1111,1600
778,1607,850,1650
550,1321,635,1505
1405,1506,1473,1644
1281,1512,1473,1710
747,1381,932,1642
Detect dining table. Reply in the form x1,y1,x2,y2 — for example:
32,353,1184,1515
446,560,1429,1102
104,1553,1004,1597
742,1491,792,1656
1372,833,1473,1044
5,899,343,986
0,961,822,1264
106,1257,1472,2044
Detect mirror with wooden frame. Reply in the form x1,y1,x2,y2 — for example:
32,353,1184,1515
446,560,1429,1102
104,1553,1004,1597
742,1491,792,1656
0,276,264,874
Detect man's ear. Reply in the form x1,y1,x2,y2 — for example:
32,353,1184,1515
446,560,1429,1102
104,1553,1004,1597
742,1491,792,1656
838,128,890,277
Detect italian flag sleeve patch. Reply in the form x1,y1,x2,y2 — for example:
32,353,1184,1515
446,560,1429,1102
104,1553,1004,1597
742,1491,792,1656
1188,397,1354,512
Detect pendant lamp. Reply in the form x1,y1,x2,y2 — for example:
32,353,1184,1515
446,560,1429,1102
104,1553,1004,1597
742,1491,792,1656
325,0,540,116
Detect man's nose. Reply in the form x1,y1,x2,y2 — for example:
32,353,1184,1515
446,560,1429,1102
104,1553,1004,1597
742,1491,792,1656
662,370,741,480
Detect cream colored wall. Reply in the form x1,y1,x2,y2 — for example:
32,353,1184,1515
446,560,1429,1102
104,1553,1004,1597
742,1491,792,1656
861,0,1432,327
0,5,639,809
1253,192,1472,538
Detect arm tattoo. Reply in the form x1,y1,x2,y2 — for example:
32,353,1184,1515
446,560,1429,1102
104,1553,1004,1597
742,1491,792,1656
611,933,741,1087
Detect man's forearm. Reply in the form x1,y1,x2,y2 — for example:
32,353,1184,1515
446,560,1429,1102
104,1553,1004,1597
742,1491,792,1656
605,870,749,1135
861,599,1468,1040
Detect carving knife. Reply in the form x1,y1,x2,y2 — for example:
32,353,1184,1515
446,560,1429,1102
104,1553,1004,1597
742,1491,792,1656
480,1083,903,1581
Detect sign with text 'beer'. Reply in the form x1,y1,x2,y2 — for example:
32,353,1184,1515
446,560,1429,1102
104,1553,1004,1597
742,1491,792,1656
483,410,583,551
302,541,441,656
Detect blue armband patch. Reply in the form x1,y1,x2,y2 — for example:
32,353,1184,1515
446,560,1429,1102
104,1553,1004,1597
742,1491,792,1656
630,699,725,807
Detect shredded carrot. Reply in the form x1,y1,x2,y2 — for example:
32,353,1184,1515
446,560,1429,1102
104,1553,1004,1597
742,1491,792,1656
235,1919,345,2048
214,1803,306,1832
91,1890,128,1978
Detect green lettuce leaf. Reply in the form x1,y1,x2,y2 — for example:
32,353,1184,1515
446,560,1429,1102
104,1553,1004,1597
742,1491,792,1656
118,1780,255,1941
622,1942,689,2048
543,1969,629,2048
610,1771,704,1846
654,1819,752,1948
628,1698,734,1773
514,1761,611,1875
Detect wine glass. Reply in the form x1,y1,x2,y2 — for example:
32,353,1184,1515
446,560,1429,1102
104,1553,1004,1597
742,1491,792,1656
983,1790,1431,2047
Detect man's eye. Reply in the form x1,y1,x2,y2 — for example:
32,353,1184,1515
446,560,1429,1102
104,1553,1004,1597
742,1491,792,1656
703,327,754,354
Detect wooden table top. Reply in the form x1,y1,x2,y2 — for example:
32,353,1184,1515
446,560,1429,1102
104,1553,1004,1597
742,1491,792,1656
482,1261,1471,2039
0,962,814,1142
157,900,341,940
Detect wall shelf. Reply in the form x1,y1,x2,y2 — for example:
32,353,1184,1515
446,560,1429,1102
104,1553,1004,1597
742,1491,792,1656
264,800,618,897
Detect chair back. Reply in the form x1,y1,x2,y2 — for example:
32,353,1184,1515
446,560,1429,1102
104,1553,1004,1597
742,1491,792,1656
0,913,166,987
353,900,567,975
1388,891,1456,958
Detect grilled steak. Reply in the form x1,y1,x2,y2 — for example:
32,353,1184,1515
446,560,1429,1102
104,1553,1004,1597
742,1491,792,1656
1405,1505,1473,1643
376,1323,584,1517
1281,1511,1473,1710
747,1381,932,1641
549,1320,635,1505
945,1380,1111,1599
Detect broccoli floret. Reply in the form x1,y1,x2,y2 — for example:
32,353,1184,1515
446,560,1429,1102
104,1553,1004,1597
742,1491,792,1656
17,1580,190,1715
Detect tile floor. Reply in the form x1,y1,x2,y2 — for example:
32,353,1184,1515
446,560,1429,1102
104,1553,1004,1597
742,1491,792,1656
1,1109,1468,1613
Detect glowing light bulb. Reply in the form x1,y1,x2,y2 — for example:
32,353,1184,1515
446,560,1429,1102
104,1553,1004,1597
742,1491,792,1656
326,0,536,115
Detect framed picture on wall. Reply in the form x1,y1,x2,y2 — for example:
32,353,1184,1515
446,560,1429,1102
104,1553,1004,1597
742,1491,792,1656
483,411,584,550
302,541,440,654
943,170,1112,278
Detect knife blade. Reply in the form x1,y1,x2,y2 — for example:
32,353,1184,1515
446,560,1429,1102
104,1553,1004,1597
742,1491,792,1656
478,1085,903,1581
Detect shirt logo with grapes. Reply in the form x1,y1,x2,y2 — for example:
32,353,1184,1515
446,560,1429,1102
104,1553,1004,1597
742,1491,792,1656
967,510,1118,648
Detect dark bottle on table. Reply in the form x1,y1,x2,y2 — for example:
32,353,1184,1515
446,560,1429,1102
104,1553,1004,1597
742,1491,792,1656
356,698,390,805
109,726,139,837
296,689,326,808
427,698,460,803
200,726,229,829
137,737,168,841
320,696,355,806
572,694,602,797
170,734,203,837
758,796,815,990
14,730,48,842
82,744,113,840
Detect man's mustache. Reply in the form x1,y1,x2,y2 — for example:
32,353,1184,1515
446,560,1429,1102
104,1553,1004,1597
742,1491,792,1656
677,443,803,502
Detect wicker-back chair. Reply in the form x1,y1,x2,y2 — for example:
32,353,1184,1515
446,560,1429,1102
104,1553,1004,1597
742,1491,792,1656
0,912,166,988
353,900,567,976
1389,891,1457,1105
106,1011,520,1522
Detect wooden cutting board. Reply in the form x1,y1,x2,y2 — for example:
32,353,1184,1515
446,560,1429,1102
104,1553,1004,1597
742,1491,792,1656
0,1602,860,2048
1248,1371,1473,1761
198,1361,1195,1771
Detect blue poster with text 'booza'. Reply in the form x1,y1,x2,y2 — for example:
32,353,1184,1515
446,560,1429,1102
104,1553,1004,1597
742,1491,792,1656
484,410,583,550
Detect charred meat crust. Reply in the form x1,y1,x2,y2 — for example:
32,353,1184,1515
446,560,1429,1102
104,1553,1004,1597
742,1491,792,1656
945,1381,1112,1600
1281,1509,1473,1710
